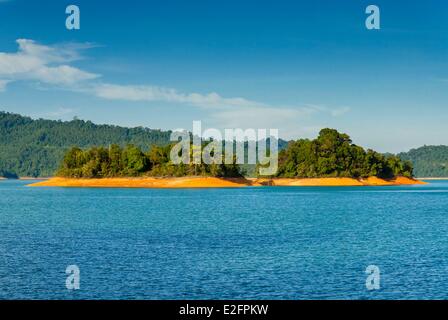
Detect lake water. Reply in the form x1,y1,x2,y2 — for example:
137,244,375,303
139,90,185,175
1,179,447,299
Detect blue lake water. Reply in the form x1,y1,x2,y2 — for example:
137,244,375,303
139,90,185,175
1,179,448,300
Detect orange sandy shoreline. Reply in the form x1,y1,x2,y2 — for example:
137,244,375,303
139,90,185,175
28,176,426,188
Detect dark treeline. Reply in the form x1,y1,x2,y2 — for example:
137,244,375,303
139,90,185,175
58,143,242,178
276,128,413,179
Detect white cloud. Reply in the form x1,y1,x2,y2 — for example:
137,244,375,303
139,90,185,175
91,83,334,137
92,83,265,109
90,84,351,133
33,65,97,85
0,39,99,86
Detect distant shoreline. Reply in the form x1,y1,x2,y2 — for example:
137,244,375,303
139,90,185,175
418,177,448,180
28,176,426,188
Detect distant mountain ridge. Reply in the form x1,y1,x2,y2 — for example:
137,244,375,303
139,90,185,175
0,111,288,177
398,146,448,177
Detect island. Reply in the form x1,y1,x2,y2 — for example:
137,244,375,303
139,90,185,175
29,129,426,188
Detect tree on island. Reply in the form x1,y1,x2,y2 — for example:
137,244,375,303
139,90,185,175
57,128,413,179
57,142,243,178
275,128,413,179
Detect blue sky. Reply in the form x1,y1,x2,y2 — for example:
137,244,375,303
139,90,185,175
1,0,448,152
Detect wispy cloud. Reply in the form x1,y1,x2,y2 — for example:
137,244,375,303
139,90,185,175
0,39,99,89
89,83,332,138
92,83,266,109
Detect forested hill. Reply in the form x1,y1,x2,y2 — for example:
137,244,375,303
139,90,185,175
0,111,172,177
398,146,448,177
0,111,288,177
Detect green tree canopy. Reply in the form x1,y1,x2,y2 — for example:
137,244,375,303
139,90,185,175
276,128,413,179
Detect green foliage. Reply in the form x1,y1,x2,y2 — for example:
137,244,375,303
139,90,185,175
57,142,244,178
276,128,413,179
0,111,172,177
398,145,448,177
121,145,149,176
0,111,289,178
